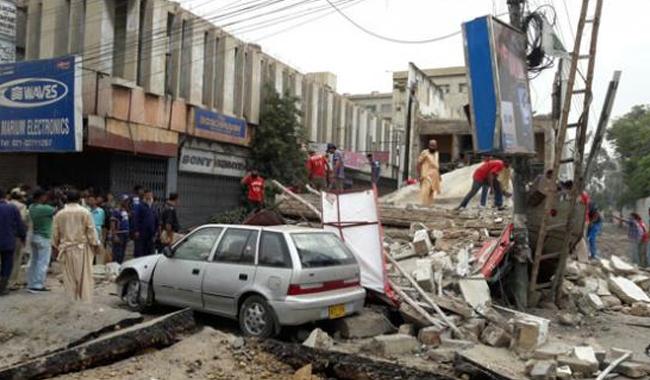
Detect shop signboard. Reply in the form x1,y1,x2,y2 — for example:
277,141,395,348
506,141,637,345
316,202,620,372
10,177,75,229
462,16,535,155
0,55,82,152
179,147,247,178
194,107,249,146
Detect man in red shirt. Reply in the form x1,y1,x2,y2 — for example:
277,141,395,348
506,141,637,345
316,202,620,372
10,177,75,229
306,150,329,191
457,157,508,210
241,170,265,210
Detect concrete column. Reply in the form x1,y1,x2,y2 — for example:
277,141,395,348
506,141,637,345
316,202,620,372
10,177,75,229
544,127,555,171
168,12,183,97
202,29,216,107
122,0,141,82
68,0,85,54
358,109,368,152
217,35,236,116
233,44,245,116
351,106,359,152
84,0,115,75
293,72,303,126
244,44,261,124
451,134,461,161
325,92,334,143
40,0,69,58
309,83,318,142
187,22,205,105
274,63,283,95
337,97,346,147
166,157,178,196
139,0,166,95
179,17,193,99
25,0,42,59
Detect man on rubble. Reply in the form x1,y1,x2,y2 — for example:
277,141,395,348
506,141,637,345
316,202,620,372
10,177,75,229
327,143,346,191
0,188,26,295
367,153,381,186
416,139,442,207
133,190,158,257
8,188,29,290
306,150,329,191
456,157,508,210
51,190,99,302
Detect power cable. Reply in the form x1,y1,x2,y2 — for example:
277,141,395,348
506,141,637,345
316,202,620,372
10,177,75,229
322,0,462,44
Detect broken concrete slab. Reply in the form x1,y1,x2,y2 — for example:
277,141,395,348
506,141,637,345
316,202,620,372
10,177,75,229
302,328,333,350
613,361,647,378
601,295,623,308
597,278,612,296
456,345,528,380
578,293,605,315
459,275,491,310
632,274,650,291
0,309,195,380
611,256,637,275
512,319,544,353
361,334,420,357
440,338,474,350
0,292,143,368
558,312,582,326
528,360,557,380
557,355,598,376
336,309,396,339
417,326,444,347
629,302,650,317
608,276,650,304
413,258,434,292
456,318,486,340
480,324,511,348
555,365,572,379
534,342,572,360
426,348,456,363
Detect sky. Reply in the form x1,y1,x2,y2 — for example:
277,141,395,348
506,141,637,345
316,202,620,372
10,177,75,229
186,0,650,122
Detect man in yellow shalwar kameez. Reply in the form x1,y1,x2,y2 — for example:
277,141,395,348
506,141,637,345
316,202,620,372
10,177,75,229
52,190,99,302
417,139,442,207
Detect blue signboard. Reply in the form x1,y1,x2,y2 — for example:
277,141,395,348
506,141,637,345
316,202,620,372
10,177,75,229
195,107,247,141
463,16,535,155
0,56,82,152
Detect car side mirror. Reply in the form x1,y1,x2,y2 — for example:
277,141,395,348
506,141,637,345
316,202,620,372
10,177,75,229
162,246,174,258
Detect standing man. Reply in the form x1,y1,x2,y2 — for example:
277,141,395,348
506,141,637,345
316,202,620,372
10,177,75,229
160,193,181,248
51,190,99,302
457,158,508,210
327,143,345,191
133,190,158,257
416,139,442,207
367,153,381,186
110,195,131,264
586,203,602,259
0,188,26,295
8,188,29,290
306,150,329,191
87,195,105,246
27,189,56,293
241,170,266,210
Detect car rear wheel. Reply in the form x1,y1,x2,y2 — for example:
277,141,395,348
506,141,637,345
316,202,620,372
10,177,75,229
239,296,277,338
122,276,146,312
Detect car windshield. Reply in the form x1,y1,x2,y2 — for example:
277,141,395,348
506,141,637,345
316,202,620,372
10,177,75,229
291,233,356,268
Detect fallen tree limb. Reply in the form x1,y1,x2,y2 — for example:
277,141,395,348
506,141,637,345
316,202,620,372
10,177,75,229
596,351,633,380
386,253,465,338
390,280,445,328
0,309,195,380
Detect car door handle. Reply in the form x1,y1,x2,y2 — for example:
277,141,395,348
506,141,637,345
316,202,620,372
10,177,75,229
239,273,248,281
192,268,200,275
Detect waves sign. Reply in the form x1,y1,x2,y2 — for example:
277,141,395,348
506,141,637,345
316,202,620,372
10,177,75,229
0,56,82,152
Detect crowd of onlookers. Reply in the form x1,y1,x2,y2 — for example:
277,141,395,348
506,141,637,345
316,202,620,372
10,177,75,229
0,184,181,298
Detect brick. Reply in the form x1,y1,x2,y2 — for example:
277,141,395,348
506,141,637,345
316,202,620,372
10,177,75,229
480,324,510,348
512,319,543,353
528,360,557,380
336,310,396,339
362,334,420,357
418,326,444,347
557,355,598,376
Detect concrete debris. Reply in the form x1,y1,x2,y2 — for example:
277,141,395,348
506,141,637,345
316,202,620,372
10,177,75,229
458,276,491,309
534,342,572,360
302,328,333,350
557,355,598,376
480,324,511,348
440,338,474,350
601,295,622,308
578,293,604,315
336,310,396,339
631,274,650,291
417,326,444,347
456,318,486,340
426,348,456,363
512,318,545,353
398,324,416,336
412,227,434,254
555,365,572,379
629,302,650,317
610,256,637,275
292,364,316,380
362,334,420,357
614,361,647,378
608,276,650,304
413,259,434,292
528,360,557,380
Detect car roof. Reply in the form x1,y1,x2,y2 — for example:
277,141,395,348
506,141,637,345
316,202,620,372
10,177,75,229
196,224,331,234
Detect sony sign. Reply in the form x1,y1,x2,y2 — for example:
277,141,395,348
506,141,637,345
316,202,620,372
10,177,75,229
179,147,247,178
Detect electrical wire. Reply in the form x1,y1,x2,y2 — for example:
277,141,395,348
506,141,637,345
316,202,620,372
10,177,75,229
323,0,462,44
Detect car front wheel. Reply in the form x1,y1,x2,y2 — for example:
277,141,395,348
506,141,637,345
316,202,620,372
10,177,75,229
122,276,147,312
239,296,277,338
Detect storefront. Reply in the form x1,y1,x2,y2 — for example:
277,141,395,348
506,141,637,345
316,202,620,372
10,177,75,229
176,139,249,229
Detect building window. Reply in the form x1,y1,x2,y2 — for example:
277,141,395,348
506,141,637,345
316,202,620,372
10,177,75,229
440,84,450,94
366,105,377,113
459,83,468,93
381,103,392,113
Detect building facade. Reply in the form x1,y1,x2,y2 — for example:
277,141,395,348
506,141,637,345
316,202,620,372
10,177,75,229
0,0,399,227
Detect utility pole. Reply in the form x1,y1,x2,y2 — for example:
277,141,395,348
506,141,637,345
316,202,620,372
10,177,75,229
402,84,415,183
507,0,531,310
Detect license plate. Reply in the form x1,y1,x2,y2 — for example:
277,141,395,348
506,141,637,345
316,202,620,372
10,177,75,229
328,304,346,319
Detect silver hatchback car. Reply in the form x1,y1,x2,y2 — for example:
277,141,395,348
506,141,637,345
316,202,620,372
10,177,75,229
116,224,366,337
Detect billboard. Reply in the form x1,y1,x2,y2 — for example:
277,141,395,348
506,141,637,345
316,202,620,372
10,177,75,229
463,16,535,155
194,107,249,146
0,56,82,152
